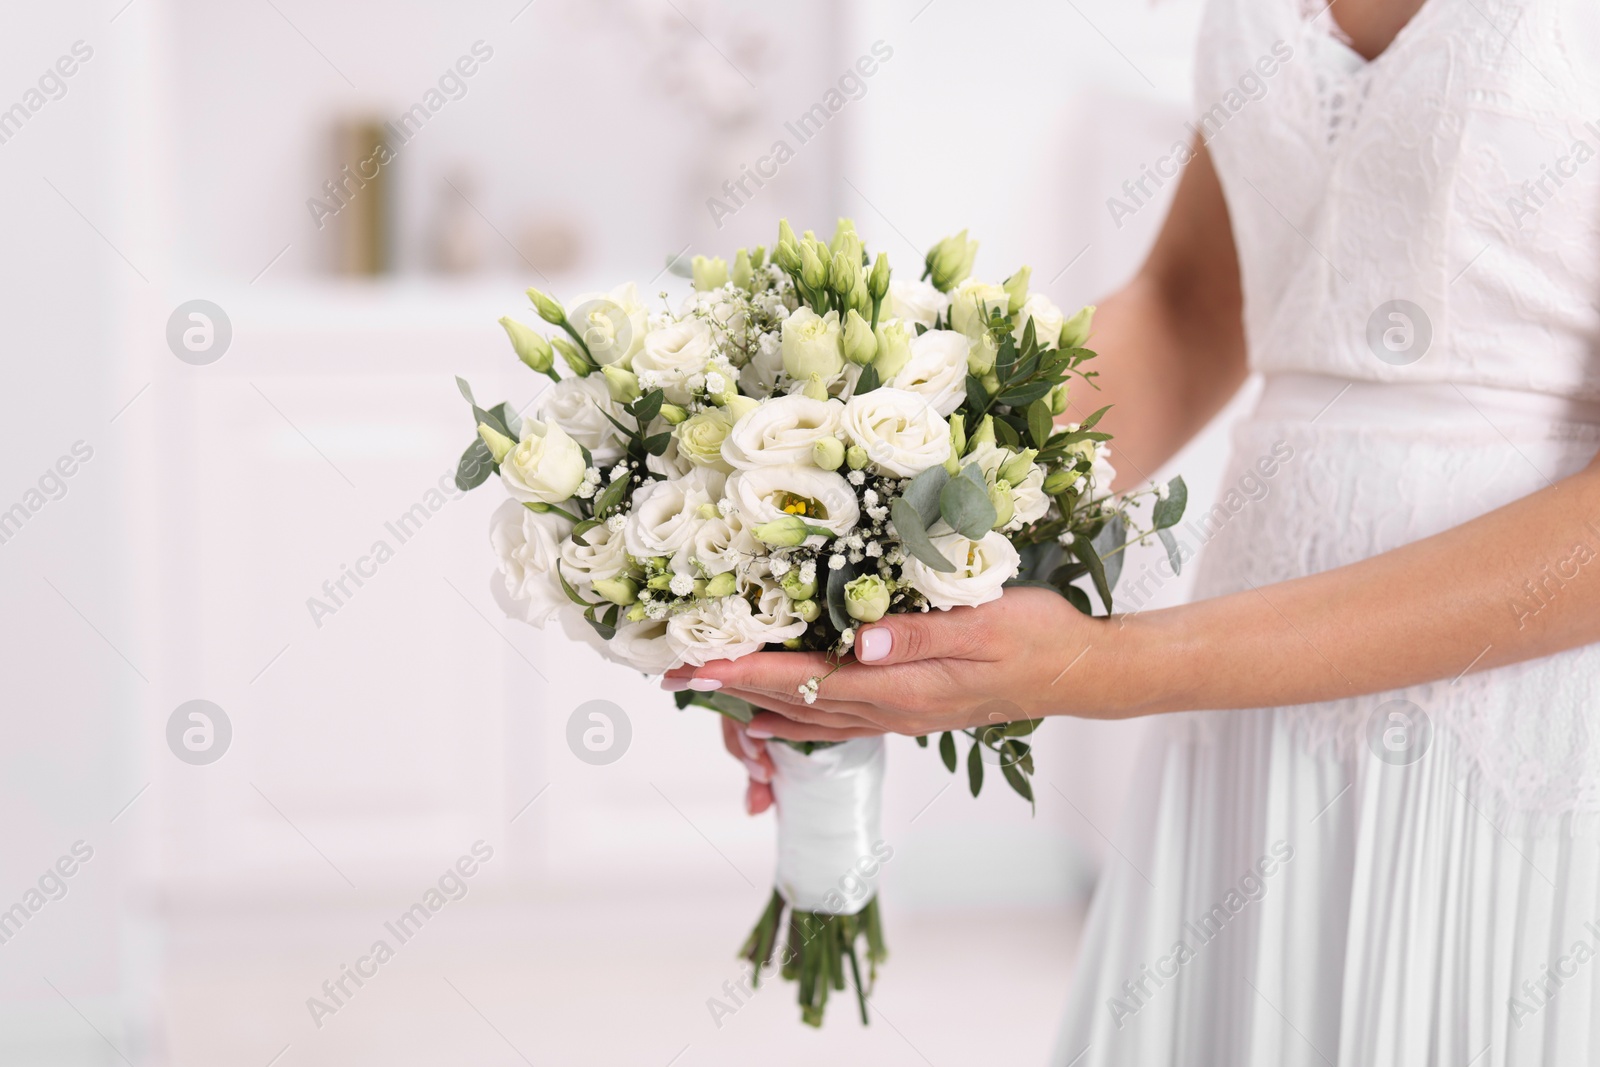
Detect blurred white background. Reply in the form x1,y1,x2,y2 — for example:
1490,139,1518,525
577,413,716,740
0,0,1253,1063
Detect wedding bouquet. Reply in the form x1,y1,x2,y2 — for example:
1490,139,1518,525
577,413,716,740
451,219,1187,1026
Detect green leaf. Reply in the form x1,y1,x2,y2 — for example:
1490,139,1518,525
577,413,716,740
1071,534,1113,614
489,401,522,438
995,330,1018,378
967,740,984,797
901,465,949,528
1063,584,1094,616
1003,718,1041,737
1079,404,1112,431
643,431,673,456
996,380,1053,408
592,476,629,519
1091,514,1126,596
455,438,494,491
1000,743,1034,804
555,561,595,607
473,404,511,440
569,518,602,547
891,497,958,573
854,362,881,395
583,603,617,640
825,559,863,631
631,389,665,425
939,463,997,539
1153,476,1188,530
965,373,989,412
1027,399,1053,449
992,416,1021,449
1157,527,1183,575
915,734,929,748
455,376,476,405
939,731,957,773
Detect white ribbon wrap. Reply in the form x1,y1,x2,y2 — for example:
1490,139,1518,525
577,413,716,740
768,737,886,915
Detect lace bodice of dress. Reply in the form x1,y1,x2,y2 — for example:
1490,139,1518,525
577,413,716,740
1197,0,1600,399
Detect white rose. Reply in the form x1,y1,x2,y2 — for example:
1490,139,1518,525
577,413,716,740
902,528,1020,610
569,282,649,367
1010,465,1050,525
634,319,713,404
887,278,947,330
488,499,573,627
734,574,809,645
608,617,679,673
666,596,766,666
722,394,844,470
691,512,761,576
780,307,844,382
537,375,627,466
623,467,724,565
1014,293,1065,348
558,519,629,588
725,465,860,539
841,387,952,477
889,330,969,416
499,418,588,504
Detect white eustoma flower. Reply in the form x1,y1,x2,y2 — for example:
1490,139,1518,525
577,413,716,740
739,331,785,396
1013,293,1065,348
901,528,1020,609
725,465,861,539
488,499,573,627
841,387,952,477
624,467,725,565
1009,465,1051,525
722,394,844,470
558,519,629,588
537,375,627,466
633,319,713,404
889,330,969,416
947,279,1010,338
607,618,679,673
780,307,844,382
691,512,761,576
568,282,649,367
666,596,766,666
500,418,588,504
645,433,696,480
887,278,947,330
735,574,809,645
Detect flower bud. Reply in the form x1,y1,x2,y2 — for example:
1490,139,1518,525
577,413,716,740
846,444,869,470
800,376,830,402
753,515,819,547
723,394,759,422
967,335,998,376
601,364,641,404
477,422,516,464
799,241,829,291
658,402,689,425
924,230,979,292
999,448,1037,485
731,248,753,290
988,482,1015,529
647,572,675,591
592,575,640,606
981,370,1001,395
1048,381,1071,416
626,602,648,622
750,245,767,269
526,287,567,325
830,249,859,297
842,309,878,366
829,217,857,255
499,317,553,373
774,239,801,273
777,218,798,251
703,571,738,598
868,252,891,303
782,636,805,649
780,571,818,601
552,336,591,377
697,503,721,520
1004,265,1032,314
692,255,729,291
872,320,912,381
1060,304,1096,349
794,598,821,623
966,414,996,453
812,436,847,471
843,574,891,623
1043,468,1081,496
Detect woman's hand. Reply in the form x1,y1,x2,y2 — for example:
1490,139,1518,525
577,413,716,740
719,714,776,814
664,587,1141,742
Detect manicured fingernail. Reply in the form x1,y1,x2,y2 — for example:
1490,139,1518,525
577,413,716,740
661,677,690,692
747,727,773,739
858,628,892,662
737,732,761,760
687,678,722,691
743,759,770,783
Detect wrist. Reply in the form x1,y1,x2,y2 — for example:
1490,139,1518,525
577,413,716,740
1102,602,1203,718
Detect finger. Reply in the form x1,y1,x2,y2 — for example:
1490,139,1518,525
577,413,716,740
722,716,773,782
854,606,984,666
687,650,836,698
744,710,884,742
721,688,885,730
746,779,773,815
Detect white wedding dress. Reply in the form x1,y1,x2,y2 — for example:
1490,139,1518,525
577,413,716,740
1057,1,1600,1064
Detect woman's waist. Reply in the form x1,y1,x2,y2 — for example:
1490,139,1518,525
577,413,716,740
1251,373,1600,431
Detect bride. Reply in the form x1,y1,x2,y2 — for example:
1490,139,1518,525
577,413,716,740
667,0,1600,1062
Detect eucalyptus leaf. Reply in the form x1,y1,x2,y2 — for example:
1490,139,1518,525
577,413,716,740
489,401,522,439
1091,514,1127,595
473,404,511,440
939,464,997,539
1153,476,1188,530
891,498,957,573
901,465,949,528
632,389,664,425
643,431,673,456
455,438,494,491
593,477,628,519
1071,534,1113,614
825,559,863,631
855,362,881,395
455,376,476,405
1157,527,1183,575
